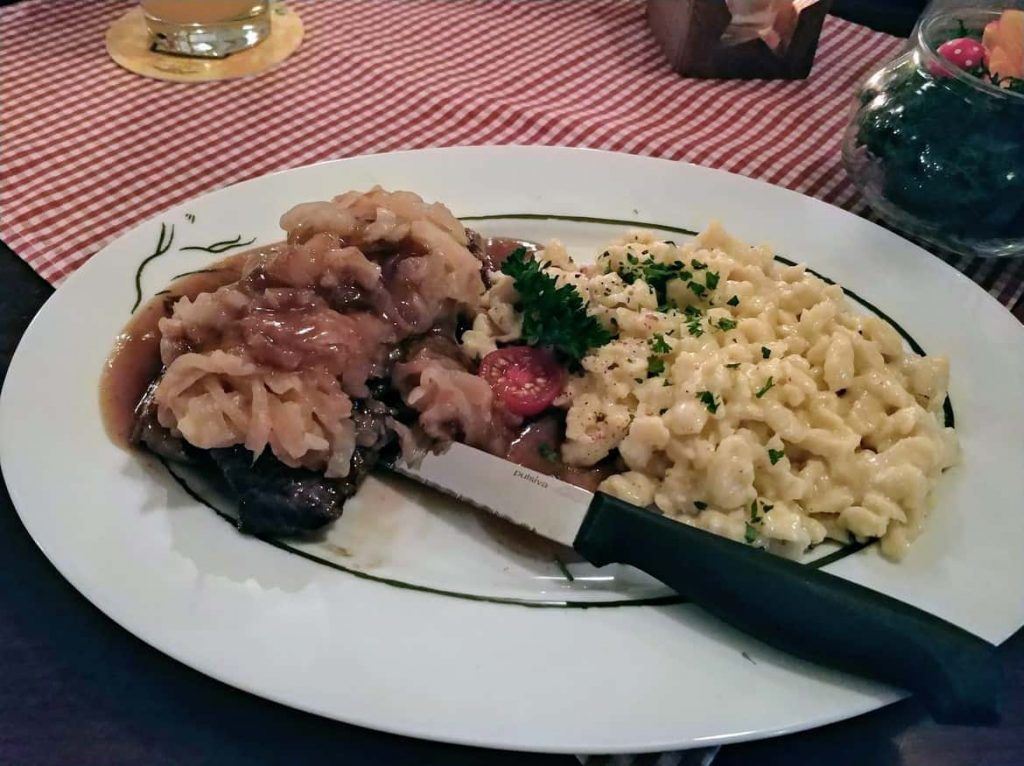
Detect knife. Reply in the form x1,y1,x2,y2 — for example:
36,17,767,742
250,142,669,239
390,442,1001,724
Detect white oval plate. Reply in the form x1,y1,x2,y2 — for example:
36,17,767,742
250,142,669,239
3,147,1023,754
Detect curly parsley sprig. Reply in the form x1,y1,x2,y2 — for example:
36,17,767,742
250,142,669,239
501,248,614,364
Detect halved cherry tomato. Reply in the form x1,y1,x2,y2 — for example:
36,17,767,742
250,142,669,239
479,346,565,417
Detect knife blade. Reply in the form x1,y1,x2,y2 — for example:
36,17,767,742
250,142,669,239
391,442,1001,725
391,441,591,547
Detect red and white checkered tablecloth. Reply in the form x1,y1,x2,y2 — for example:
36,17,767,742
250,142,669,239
1,0,1022,320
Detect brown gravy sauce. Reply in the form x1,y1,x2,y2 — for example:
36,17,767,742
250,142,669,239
480,237,540,272
99,249,260,449
99,235,606,490
505,417,611,493
100,236,539,450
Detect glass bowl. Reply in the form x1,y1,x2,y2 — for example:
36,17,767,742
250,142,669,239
842,10,1024,258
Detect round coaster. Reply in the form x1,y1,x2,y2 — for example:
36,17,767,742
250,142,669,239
106,2,303,83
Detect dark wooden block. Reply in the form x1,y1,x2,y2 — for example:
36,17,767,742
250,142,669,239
647,0,833,80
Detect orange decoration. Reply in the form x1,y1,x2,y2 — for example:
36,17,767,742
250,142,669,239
983,9,1024,82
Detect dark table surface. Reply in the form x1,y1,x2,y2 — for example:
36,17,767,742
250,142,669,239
2,240,1023,765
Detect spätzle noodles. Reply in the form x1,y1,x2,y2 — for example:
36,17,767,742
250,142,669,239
464,223,958,559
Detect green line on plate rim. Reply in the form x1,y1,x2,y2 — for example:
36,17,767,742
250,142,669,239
179,234,257,255
169,267,230,281
460,212,699,237
555,557,576,582
131,227,253,313
131,222,175,313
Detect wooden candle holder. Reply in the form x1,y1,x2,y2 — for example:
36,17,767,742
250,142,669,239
647,0,832,80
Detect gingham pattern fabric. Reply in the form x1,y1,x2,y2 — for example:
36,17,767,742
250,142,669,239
1,3,1015,762
0,1,1020,302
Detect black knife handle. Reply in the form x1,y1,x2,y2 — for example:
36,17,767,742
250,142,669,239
574,492,1001,724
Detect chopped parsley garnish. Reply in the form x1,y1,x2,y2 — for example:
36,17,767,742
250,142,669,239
684,306,704,337
768,448,785,465
538,444,559,462
715,317,737,331
649,333,671,354
748,500,773,527
691,258,707,270
744,523,758,544
617,256,691,310
755,377,775,398
685,267,720,299
761,346,771,359
724,362,740,369
694,501,708,510
502,248,614,363
647,333,671,377
697,390,719,414
726,295,740,306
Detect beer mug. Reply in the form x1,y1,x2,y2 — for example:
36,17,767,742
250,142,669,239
141,0,271,58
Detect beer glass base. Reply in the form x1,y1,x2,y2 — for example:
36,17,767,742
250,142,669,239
146,15,271,58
